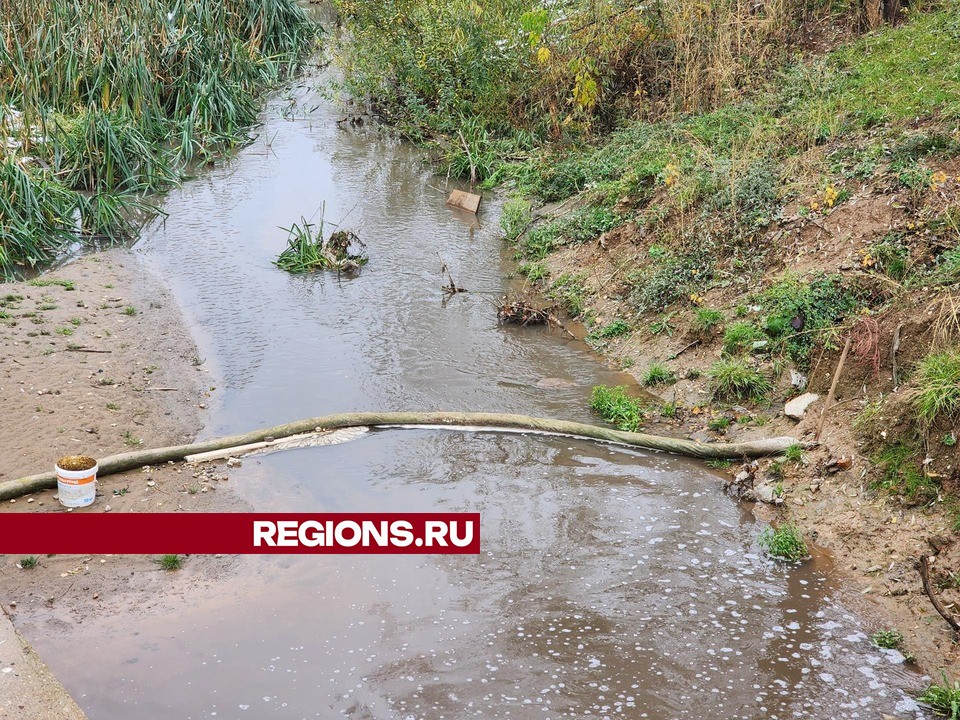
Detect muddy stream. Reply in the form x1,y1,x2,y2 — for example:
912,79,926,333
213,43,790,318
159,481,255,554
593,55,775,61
12,64,925,719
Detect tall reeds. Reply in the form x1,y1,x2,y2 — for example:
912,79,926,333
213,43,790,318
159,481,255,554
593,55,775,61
0,0,318,278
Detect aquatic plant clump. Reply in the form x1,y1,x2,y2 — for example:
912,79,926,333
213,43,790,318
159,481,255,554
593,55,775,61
274,218,368,275
0,0,319,278
758,523,808,561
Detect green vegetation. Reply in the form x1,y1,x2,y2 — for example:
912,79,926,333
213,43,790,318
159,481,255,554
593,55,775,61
641,362,675,387
908,349,960,430
0,0,317,277
784,444,804,465
871,628,912,662
587,319,631,346
547,273,589,318
920,675,960,719
707,358,772,403
693,308,724,335
707,416,731,432
590,385,645,432
27,278,74,291
156,554,182,571
873,442,939,505
518,262,549,282
758,523,807,561
723,322,764,355
274,218,368,275
18,556,37,569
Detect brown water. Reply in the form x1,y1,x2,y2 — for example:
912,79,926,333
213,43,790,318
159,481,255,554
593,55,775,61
17,67,924,718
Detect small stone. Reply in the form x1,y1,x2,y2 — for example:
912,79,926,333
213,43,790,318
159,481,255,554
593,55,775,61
146,480,156,487
9,601,16,608
784,392,819,420
754,483,785,505
226,457,242,468
92,593,99,600
103,505,112,513
26,498,33,503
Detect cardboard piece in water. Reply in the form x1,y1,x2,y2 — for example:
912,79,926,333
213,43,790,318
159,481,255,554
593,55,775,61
446,189,482,214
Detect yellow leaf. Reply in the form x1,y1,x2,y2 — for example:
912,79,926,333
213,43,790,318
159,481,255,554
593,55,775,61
536,46,551,65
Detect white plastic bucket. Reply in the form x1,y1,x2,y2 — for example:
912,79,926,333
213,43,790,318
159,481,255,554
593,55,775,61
55,459,98,508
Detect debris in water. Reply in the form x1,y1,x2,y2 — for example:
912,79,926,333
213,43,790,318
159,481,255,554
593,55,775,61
274,213,367,275
446,189,481,214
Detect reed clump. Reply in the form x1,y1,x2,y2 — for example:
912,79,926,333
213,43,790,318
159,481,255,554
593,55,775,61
0,0,318,278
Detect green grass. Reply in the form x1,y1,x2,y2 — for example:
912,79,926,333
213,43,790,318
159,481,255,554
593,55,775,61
758,523,807,561
587,319,631,345
122,306,137,316
707,358,772,403
156,554,182,571
873,442,939,505
547,273,589,318
870,629,913,661
723,322,764,355
518,262,549,282
0,0,317,277
641,362,675,387
274,216,368,275
785,443,804,465
693,308,724,335
707,416,731,432
908,349,960,430
27,278,75,291
18,556,37,569
920,675,960,719
590,385,646,432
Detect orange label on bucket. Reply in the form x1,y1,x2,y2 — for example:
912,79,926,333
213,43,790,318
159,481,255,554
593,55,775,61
57,473,95,486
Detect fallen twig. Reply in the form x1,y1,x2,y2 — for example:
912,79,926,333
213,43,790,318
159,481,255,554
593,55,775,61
920,555,960,636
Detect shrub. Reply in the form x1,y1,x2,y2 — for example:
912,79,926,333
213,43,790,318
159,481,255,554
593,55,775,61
642,362,675,386
758,523,807,561
757,273,859,369
707,358,772,403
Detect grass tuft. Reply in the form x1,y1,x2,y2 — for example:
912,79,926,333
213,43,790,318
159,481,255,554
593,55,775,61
590,385,646,432
758,523,807,561
18,556,38,569
920,675,960,719
156,554,182,571
707,358,771,403
641,361,675,387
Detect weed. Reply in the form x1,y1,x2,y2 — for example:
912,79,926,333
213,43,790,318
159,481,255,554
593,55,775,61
660,402,678,418
587,320,631,345
944,433,958,447
871,628,905,651
518,263,549,282
275,216,367,274
642,362,675,387
500,197,532,242
106,403,119,411
547,273,589,318
123,430,142,447
693,308,724,335
757,273,859,369
873,442,939,505
590,385,646,432
723,322,764,355
18,556,37,569
649,314,676,337
919,674,960,719
707,358,772,403
122,306,138,316
27,278,74,291
156,554,182,571
69,317,82,326
54,326,74,336
785,444,804,465
707,416,731,432
908,349,960,430
758,523,807,561
705,459,732,470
